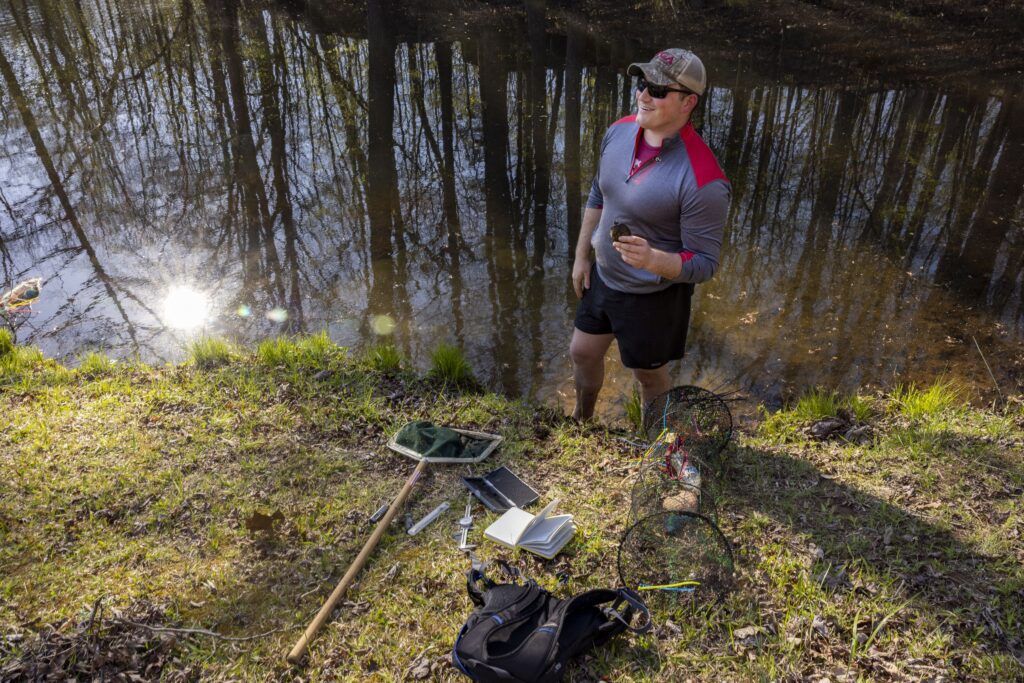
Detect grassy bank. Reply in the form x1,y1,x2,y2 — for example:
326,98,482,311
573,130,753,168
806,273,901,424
1,333,1021,681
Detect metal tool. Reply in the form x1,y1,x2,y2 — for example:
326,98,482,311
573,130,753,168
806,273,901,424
457,499,476,551
408,501,450,536
369,503,389,523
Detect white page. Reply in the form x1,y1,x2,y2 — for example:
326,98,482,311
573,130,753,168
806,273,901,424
483,507,534,547
520,498,560,539
521,523,576,559
520,514,573,546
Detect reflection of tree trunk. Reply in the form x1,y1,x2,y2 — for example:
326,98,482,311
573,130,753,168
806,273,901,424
863,91,923,240
951,97,1024,300
436,41,464,340
479,34,521,394
563,27,582,253
365,0,397,326
900,95,974,257
793,91,857,333
749,87,778,232
0,42,140,346
722,86,749,181
215,0,284,297
525,0,549,259
479,35,513,240
250,9,304,331
933,99,1011,287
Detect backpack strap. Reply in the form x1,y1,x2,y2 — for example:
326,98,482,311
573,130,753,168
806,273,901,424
466,567,496,607
604,588,652,634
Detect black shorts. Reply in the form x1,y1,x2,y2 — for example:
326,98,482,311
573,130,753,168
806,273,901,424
574,264,694,370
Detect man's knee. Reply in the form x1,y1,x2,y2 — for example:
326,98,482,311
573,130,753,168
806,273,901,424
632,366,668,389
569,334,609,366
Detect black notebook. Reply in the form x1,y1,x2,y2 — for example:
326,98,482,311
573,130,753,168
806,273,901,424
462,466,540,512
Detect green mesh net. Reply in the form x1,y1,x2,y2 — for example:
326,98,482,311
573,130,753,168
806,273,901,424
394,421,491,460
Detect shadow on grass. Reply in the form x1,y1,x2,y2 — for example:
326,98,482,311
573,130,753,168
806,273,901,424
725,441,1022,666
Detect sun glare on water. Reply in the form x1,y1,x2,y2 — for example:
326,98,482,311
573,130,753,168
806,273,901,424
162,286,210,331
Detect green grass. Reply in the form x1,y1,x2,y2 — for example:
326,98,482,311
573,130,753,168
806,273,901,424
0,328,13,358
890,380,961,421
0,338,44,384
363,343,402,374
759,388,840,441
844,393,875,423
625,384,643,432
256,331,335,371
188,337,238,369
0,338,1020,681
77,351,115,377
428,342,474,385
793,388,840,421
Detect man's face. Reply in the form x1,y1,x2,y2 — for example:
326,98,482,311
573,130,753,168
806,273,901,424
635,81,696,132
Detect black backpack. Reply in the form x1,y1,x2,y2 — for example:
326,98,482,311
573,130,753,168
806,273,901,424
452,565,651,682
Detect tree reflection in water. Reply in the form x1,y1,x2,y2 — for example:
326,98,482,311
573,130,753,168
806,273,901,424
0,0,1022,413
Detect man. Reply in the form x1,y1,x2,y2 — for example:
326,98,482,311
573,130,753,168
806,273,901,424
569,48,730,420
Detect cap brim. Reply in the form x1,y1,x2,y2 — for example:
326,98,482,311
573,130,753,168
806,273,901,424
627,62,672,86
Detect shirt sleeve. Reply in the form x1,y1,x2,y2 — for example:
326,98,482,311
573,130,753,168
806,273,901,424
668,179,730,284
585,128,614,210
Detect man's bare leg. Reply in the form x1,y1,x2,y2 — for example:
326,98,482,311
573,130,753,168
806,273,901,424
569,328,615,420
632,364,672,408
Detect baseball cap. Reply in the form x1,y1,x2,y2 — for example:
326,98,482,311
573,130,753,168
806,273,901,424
627,49,707,96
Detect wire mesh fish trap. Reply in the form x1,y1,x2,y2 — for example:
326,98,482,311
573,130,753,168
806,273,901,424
642,386,733,470
617,511,735,607
629,462,718,525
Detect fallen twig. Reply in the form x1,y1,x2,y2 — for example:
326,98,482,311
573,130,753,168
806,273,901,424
116,619,287,642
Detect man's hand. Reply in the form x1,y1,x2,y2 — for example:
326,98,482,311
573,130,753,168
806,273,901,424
613,236,683,280
572,256,592,299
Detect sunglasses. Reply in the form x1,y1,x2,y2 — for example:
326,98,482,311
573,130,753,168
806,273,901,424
635,76,695,99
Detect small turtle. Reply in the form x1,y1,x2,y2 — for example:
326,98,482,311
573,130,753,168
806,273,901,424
610,223,631,243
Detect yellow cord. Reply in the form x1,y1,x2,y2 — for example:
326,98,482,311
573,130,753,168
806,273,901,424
637,580,700,591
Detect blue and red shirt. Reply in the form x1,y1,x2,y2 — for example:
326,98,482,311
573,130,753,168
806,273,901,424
587,116,731,294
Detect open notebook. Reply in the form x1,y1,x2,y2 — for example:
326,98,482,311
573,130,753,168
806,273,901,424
483,499,575,559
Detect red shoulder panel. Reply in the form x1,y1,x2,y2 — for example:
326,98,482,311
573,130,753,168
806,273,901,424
679,122,728,189
612,114,637,126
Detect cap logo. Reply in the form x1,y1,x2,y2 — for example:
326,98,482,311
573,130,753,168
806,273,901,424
656,51,675,66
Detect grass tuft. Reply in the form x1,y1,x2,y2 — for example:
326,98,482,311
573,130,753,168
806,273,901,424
77,351,115,377
844,394,875,423
792,388,840,421
292,331,333,365
890,380,961,421
364,343,402,374
0,328,13,358
0,340,43,381
188,337,237,370
428,342,474,385
256,332,334,370
625,384,643,432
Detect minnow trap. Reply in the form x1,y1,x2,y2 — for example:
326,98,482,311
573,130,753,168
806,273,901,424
642,385,733,470
617,510,734,606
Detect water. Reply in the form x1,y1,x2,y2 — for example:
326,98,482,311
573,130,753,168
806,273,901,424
1,0,1022,418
